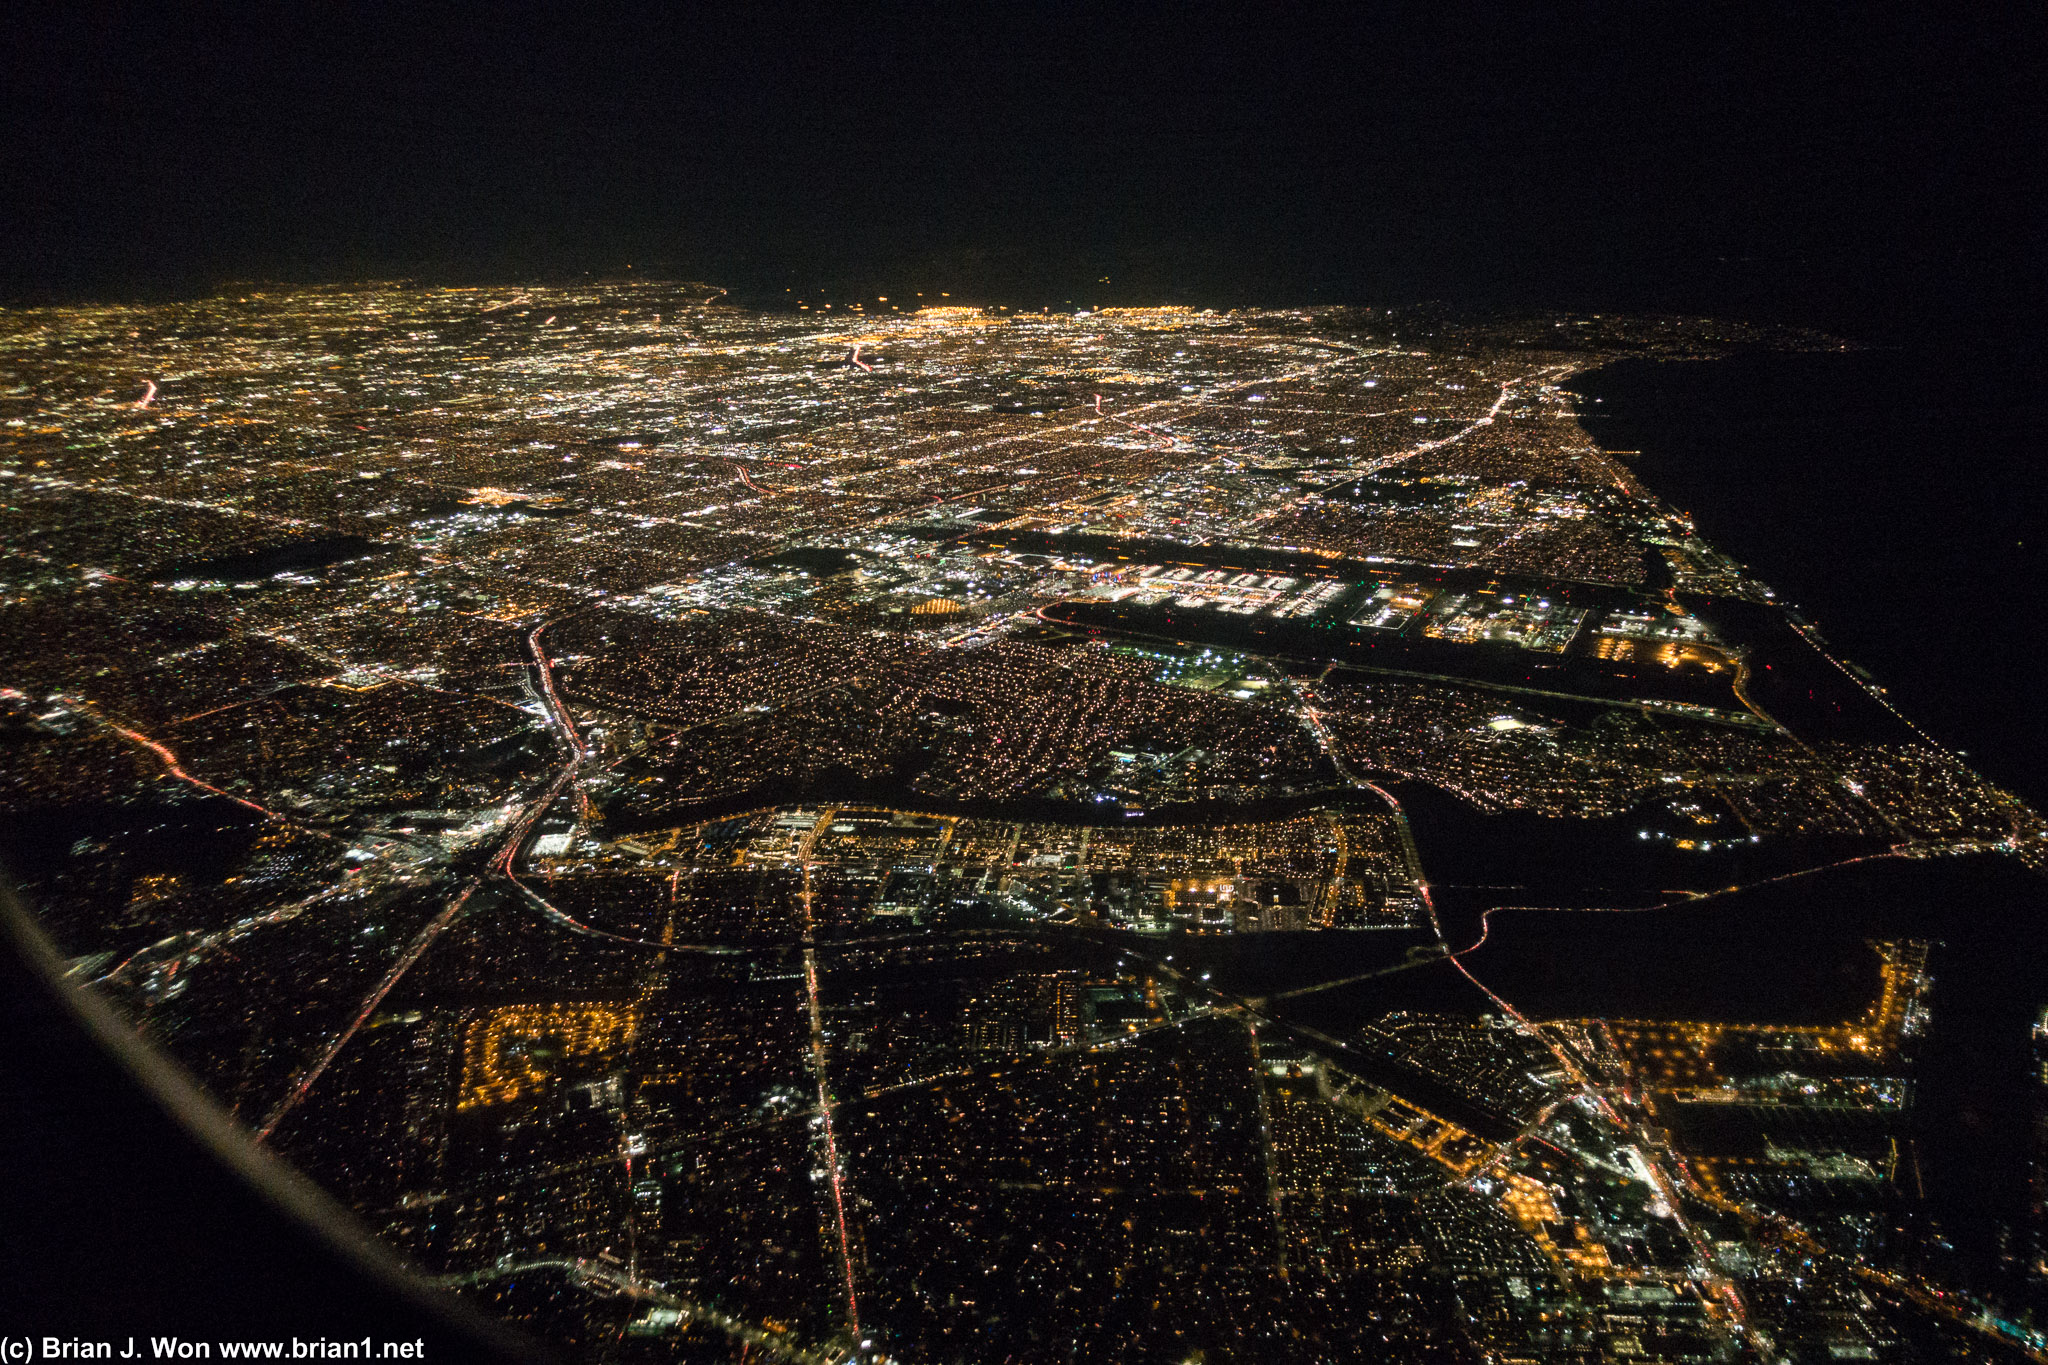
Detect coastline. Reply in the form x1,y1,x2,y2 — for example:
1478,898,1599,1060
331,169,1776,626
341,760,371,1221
1567,344,2048,811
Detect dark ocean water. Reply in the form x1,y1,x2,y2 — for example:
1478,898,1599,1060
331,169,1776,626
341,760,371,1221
1564,342,2048,1300
1567,345,2048,810
1194,337,2048,1302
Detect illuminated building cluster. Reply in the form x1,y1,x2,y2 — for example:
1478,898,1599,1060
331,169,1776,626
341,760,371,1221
2,285,2041,1362
459,1002,640,1111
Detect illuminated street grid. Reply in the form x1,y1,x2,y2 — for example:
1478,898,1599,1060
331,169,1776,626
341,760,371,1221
3,286,2046,1362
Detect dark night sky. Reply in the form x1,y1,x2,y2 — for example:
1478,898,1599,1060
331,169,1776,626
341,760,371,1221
6,5,2044,341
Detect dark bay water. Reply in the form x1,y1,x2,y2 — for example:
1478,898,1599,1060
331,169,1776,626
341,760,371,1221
1568,346,2048,809
1180,326,2048,1297
1564,344,2048,1300
1181,850,2045,1302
